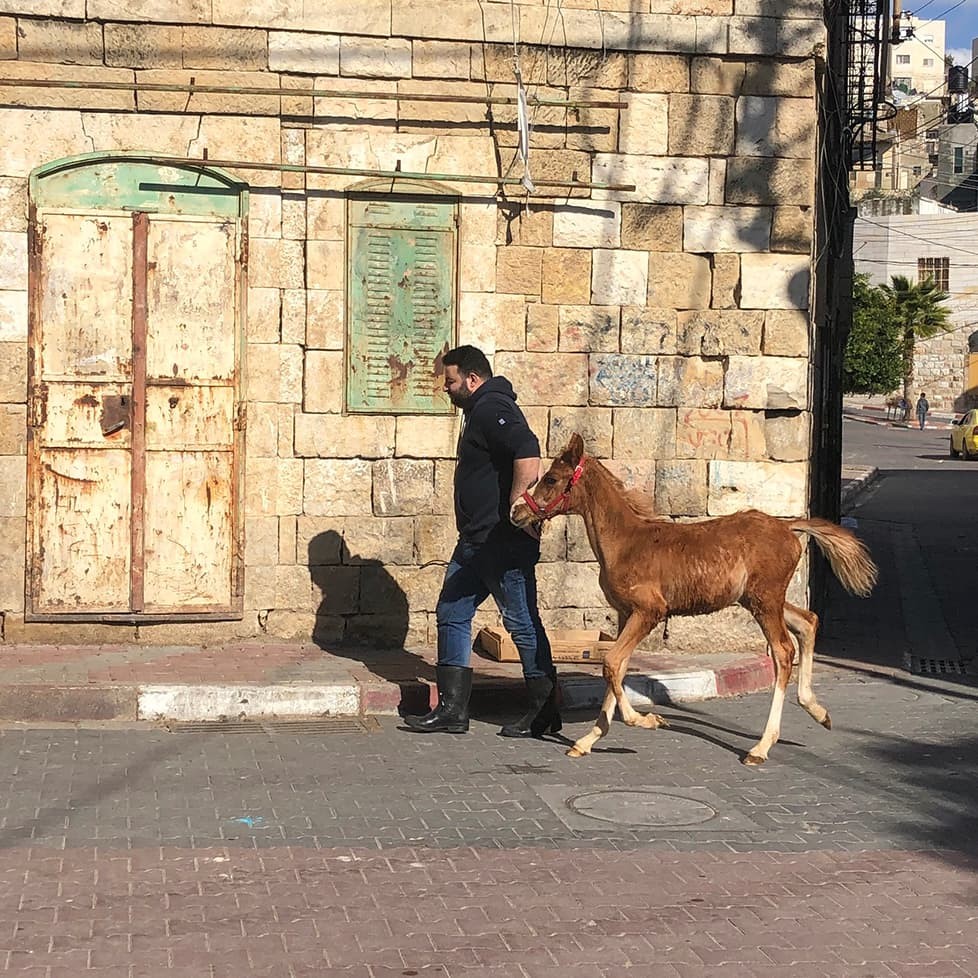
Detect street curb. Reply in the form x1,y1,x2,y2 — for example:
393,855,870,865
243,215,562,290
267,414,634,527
0,653,776,723
841,466,881,510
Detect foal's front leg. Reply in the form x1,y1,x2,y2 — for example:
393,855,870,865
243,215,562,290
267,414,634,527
567,611,664,758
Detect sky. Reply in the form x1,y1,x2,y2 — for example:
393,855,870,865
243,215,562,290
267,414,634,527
912,0,978,67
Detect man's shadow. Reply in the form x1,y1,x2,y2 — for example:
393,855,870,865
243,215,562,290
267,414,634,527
308,531,436,712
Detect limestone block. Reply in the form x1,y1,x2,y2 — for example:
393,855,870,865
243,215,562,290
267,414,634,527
592,249,648,306
281,289,305,344
519,148,592,200
683,205,772,253
307,195,344,240
303,350,343,414
90,0,207,20
676,310,719,355
308,565,359,615
765,411,810,462
711,253,740,309
0,453,23,515
249,193,281,239
565,518,593,563
398,79,494,135
188,116,282,182
729,409,767,459
558,305,620,353
299,0,390,34
622,307,677,356
180,26,266,70
612,408,676,459
655,459,707,515
0,515,25,611
433,460,455,515
494,352,589,406
708,459,807,516
17,19,103,64
0,289,26,341
306,291,344,350
668,94,734,156
246,239,303,291
281,197,305,240
0,178,26,232
425,134,507,197
269,31,340,74
553,202,621,249
589,354,656,406
245,516,279,566
308,78,397,134
726,156,814,205
550,50,627,88
686,309,763,356
526,303,558,353
278,458,304,515
412,40,470,79
724,355,809,410
243,564,275,611
395,416,459,458
763,309,810,357
735,96,815,159
729,17,825,57
340,37,413,79
657,355,724,408
620,204,682,251
592,154,710,204
298,515,414,566
629,53,690,92
277,403,296,458
303,458,373,517
458,241,496,293
306,239,343,292
549,406,613,458
744,60,815,97
536,561,605,609
472,42,548,85
691,57,745,94
103,22,181,68
245,456,301,516
0,404,25,454
619,94,669,156
458,292,526,354
648,252,711,309
522,406,549,447
0,16,13,60
772,206,813,254
0,340,26,401
665,606,766,652
0,108,90,177
708,158,726,204
279,515,297,564
246,288,280,344
414,515,458,565
245,401,278,458
539,518,567,563
740,253,810,309
606,458,656,502
496,246,542,296
0,231,25,290
133,67,278,116
372,458,434,516
278,345,303,404
361,564,444,615
676,408,765,459
295,414,396,459
497,205,553,247
541,249,591,305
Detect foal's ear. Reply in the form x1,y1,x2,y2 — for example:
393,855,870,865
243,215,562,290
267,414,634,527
562,432,585,465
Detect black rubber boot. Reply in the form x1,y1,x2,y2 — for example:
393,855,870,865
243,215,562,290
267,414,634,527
499,675,560,738
403,665,472,733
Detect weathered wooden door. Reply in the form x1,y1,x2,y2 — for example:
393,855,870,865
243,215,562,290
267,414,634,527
26,156,245,622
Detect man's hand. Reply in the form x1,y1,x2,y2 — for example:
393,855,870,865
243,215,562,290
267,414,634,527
511,456,543,539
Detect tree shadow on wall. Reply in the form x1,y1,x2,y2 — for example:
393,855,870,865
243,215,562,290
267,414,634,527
307,530,436,713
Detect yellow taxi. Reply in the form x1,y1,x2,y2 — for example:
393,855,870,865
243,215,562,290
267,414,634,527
950,409,978,459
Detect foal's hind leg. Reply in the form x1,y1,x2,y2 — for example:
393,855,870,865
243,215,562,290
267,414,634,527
744,600,796,766
785,602,831,730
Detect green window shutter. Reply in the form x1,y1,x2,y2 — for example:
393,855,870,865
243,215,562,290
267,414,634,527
346,196,456,414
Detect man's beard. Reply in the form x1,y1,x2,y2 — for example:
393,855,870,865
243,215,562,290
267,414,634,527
447,388,471,408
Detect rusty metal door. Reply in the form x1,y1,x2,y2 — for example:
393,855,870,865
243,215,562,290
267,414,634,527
27,207,244,621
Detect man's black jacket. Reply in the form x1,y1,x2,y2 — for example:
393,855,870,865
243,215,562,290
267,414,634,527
454,375,541,558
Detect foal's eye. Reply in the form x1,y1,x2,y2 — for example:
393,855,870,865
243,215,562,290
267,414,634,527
543,476,557,486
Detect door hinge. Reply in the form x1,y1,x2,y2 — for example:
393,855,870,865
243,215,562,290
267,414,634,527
28,386,47,428
234,402,247,431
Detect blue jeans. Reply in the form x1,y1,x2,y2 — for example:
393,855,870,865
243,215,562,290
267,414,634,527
436,539,553,680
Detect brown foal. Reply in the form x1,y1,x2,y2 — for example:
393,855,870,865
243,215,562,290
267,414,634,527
510,434,878,765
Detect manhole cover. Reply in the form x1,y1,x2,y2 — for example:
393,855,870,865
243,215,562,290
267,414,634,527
568,789,717,827
166,717,380,735
906,656,970,676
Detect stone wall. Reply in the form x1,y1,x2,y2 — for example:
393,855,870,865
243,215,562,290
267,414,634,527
0,0,823,649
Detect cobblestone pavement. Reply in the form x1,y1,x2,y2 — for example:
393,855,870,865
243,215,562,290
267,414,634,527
1,667,976,977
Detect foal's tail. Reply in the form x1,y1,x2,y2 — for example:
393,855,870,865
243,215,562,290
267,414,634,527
788,518,878,597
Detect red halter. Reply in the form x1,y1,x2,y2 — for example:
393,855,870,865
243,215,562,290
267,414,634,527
520,457,586,520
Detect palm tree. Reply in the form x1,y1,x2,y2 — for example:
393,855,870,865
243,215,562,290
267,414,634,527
880,274,951,420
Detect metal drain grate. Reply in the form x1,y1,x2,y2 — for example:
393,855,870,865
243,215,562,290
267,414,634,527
906,656,970,676
165,717,381,735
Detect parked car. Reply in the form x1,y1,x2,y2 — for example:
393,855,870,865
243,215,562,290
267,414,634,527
949,410,978,459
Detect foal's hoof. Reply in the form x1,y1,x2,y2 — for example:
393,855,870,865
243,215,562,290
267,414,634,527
632,712,669,730
820,712,832,731
566,744,589,758
742,752,766,766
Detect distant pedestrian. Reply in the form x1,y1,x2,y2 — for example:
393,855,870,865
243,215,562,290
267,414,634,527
915,392,930,430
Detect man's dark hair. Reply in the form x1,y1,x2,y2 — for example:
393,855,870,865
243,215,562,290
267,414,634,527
443,345,492,379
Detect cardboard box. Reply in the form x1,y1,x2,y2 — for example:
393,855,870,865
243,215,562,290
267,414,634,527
476,626,616,663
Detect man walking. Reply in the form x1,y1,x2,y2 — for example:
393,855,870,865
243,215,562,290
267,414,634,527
916,391,930,430
403,345,559,738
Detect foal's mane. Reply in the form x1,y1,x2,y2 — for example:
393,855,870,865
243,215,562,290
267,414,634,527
587,456,669,524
